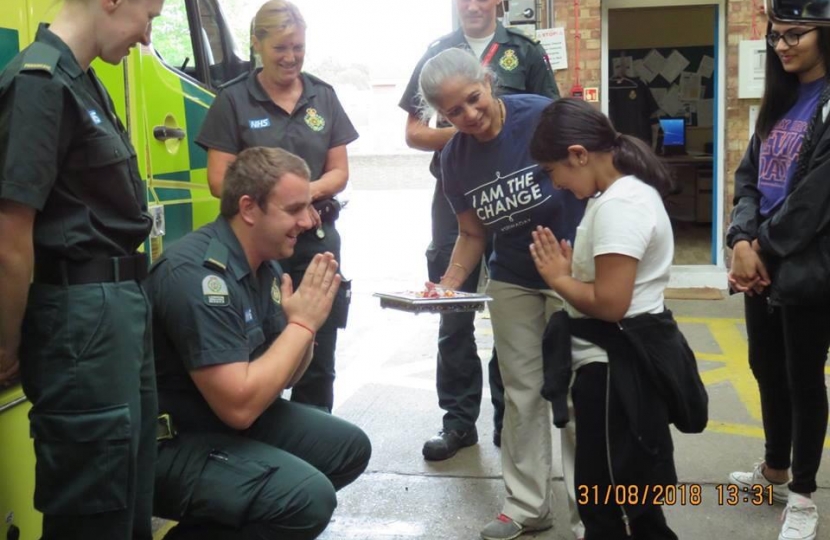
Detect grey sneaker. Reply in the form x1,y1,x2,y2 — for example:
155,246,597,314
729,462,790,504
779,492,818,540
480,514,551,540
480,515,523,540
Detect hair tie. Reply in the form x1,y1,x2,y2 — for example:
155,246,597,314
614,133,623,146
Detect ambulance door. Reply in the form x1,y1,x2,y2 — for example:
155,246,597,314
0,0,28,71
133,0,247,258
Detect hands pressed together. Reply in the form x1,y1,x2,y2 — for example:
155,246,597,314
529,226,573,291
281,252,341,333
728,240,770,296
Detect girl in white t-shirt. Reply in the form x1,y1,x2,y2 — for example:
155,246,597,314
528,97,680,540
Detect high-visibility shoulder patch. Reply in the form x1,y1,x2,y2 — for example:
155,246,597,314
202,275,230,307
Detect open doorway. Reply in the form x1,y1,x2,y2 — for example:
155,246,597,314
603,2,722,267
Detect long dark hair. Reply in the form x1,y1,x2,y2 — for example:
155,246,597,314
755,23,830,139
530,98,672,196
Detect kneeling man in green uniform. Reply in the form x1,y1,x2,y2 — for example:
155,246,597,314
145,146,371,540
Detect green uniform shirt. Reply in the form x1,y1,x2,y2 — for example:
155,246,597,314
398,22,559,250
146,216,287,430
0,24,151,261
196,70,358,182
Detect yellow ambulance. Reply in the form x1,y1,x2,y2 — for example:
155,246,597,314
0,1,249,537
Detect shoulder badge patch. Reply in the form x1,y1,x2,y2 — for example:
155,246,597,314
499,49,519,72
271,278,281,305
304,108,326,132
202,275,230,307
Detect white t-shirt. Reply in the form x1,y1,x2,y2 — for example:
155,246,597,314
465,33,495,59
567,175,674,369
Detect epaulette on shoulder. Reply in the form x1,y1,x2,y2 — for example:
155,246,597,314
304,72,333,89
428,30,457,50
202,238,230,273
20,42,60,77
505,26,540,44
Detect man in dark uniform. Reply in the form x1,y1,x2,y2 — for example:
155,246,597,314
398,0,559,461
0,5,162,538
145,147,371,540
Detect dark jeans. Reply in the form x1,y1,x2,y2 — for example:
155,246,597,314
20,282,157,540
427,247,505,433
286,222,343,412
154,399,372,540
572,363,678,540
744,294,830,494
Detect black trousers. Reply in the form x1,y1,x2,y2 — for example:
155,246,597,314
427,246,505,433
572,363,678,540
744,294,830,494
154,399,371,540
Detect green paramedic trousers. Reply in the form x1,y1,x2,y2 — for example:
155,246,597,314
154,399,371,540
19,281,157,540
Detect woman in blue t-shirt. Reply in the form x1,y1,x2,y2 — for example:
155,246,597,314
418,48,586,540
727,21,830,540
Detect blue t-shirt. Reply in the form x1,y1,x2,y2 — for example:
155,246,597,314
442,94,586,289
758,78,825,216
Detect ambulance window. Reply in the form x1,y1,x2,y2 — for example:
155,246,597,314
152,1,198,78
198,0,225,65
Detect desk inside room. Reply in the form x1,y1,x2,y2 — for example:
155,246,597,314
662,154,713,224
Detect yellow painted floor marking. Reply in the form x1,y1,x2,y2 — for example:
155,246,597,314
676,316,830,447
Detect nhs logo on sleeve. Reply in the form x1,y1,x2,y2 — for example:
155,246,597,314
249,118,271,129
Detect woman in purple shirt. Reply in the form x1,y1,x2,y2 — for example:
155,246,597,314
726,21,830,540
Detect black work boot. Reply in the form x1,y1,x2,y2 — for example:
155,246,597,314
422,427,478,461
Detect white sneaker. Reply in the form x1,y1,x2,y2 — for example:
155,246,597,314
779,492,818,540
729,462,790,504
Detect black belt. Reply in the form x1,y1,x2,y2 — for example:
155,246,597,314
33,253,148,285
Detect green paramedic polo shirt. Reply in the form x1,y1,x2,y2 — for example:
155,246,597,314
146,216,288,430
0,24,151,260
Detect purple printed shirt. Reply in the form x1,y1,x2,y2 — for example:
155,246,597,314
758,78,825,216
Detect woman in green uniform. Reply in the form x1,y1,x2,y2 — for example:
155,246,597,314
196,0,358,412
0,0,163,538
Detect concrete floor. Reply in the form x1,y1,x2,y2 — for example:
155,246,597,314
147,154,829,540
311,154,830,540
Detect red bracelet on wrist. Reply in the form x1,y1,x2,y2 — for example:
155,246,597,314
289,321,315,337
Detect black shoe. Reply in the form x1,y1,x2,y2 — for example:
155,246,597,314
493,429,501,448
422,427,478,461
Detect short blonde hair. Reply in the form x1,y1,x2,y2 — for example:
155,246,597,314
251,0,306,45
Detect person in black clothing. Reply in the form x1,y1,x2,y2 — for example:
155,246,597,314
726,21,830,540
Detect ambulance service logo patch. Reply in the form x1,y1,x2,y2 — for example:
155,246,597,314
202,275,230,307
271,278,281,305
304,108,326,132
499,50,519,72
